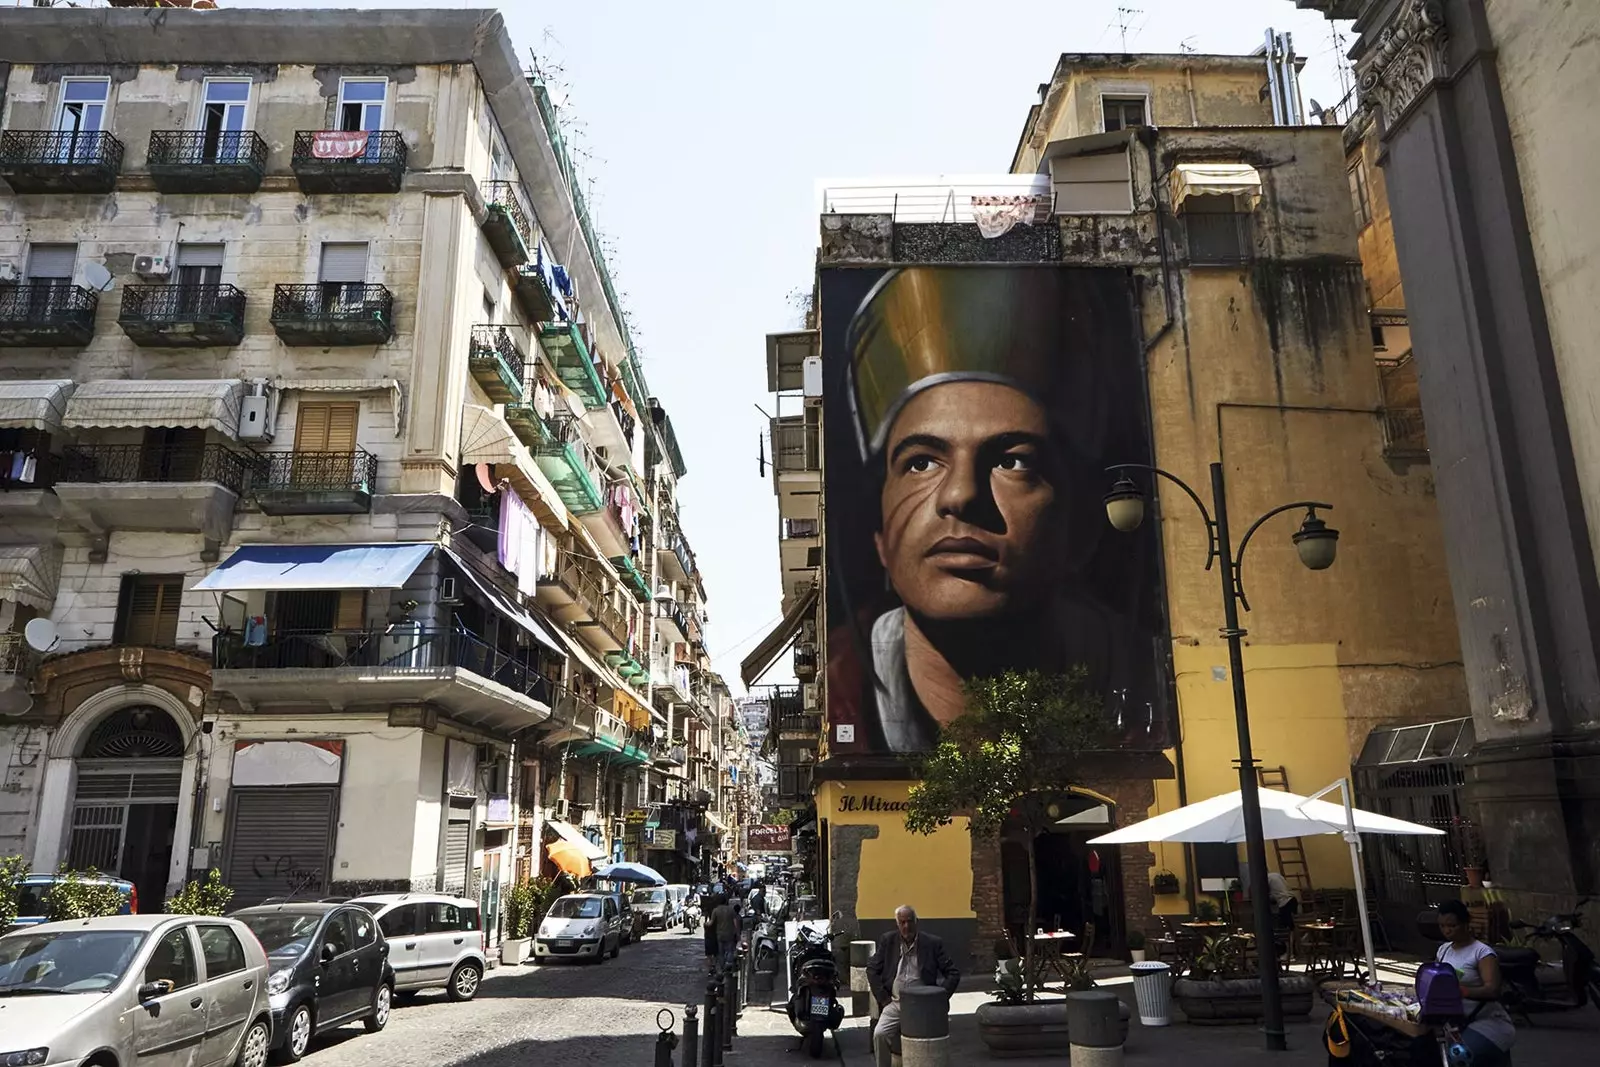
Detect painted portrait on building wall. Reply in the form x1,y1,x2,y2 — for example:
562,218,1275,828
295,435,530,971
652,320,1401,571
822,265,1170,757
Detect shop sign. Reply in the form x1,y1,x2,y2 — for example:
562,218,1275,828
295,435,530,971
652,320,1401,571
835,794,909,813
626,808,649,824
645,828,678,850
747,825,792,850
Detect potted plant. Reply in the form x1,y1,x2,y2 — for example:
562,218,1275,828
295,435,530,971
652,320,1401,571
165,869,234,916
1195,899,1221,923
501,879,537,965
1171,935,1315,1024
1457,819,1486,887
1152,870,1180,895
1127,929,1147,964
45,868,126,922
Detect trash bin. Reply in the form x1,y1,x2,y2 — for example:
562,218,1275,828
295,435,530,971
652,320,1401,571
1128,961,1172,1026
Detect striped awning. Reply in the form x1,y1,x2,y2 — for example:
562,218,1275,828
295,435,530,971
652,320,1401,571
0,380,75,432
64,379,246,436
460,404,523,465
545,818,607,861
0,543,63,612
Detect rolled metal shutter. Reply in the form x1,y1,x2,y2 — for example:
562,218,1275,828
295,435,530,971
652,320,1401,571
442,797,473,897
177,243,225,268
26,244,77,280
224,787,338,907
318,242,368,283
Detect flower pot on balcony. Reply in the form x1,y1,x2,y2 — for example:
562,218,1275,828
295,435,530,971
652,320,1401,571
500,938,532,966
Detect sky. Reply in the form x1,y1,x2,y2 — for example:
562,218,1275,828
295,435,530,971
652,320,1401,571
242,0,1356,690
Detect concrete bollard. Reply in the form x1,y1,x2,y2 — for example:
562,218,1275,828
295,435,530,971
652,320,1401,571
1067,990,1125,1067
681,1004,699,1067
898,985,951,1067
850,940,874,1017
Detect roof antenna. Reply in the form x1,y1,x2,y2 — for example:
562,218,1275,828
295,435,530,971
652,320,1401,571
1116,7,1143,53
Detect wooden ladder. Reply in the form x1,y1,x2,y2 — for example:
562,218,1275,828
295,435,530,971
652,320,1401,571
1257,765,1313,895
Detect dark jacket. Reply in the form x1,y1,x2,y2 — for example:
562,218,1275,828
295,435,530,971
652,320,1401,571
866,930,960,1007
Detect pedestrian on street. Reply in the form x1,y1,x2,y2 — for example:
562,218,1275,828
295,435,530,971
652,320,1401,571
867,905,959,1065
703,893,723,973
1267,870,1299,930
711,894,742,969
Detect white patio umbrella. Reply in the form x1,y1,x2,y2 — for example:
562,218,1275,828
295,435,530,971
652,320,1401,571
1089,779,1442,985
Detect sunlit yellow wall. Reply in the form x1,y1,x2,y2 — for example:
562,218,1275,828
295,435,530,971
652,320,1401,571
817,779,975,921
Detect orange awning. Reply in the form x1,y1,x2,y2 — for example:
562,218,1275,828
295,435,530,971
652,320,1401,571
547,839,593,879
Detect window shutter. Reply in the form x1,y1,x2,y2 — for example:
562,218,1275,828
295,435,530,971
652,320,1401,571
117,576,183,647
26,244,77,280
293,402,359,452
335,590,366,631
325,403,359,453
318,243,369,284
177,243,225,268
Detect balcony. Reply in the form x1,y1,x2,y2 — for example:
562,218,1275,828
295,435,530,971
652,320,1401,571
610,554,651,603
771,418,820,474
290,130,407,194
511,247,564,324
0,130,123,193
118,284,246,348
480,180,536,268
212,626,554,734
502,402,551,449
0,284,98,348
54,443,250,537
538,549,629,652
606,648,648,686
533,414,605,514
271,284,394,346
146,130,268,194
252,449,377,515
794,643,818,682
1184,212,1254,264
539,323,607,409
0,632,28,716
655,599,689,643
468,324,527,403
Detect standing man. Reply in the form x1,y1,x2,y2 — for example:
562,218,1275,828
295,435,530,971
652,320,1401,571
711,893,743,970
1267,870,1299,930
867,905,960,1066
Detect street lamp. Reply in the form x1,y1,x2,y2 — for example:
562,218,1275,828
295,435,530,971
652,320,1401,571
1104,461,1337,1052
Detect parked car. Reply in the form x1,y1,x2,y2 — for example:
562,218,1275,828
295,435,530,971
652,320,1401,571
596,889,644,945
0,913,272,1067
5,872,137,931
349,892,486,1002
631,886,673,931
533,893,623,964
232,902,394,1063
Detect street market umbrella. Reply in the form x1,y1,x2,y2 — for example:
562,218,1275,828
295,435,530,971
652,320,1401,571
1089,780,1442,986
593,861,666,886
547,839,593,880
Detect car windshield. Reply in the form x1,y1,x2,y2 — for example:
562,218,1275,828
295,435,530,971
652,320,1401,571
632,889,666,905
0,929,146,995
548,897,602,919
239,913,324,960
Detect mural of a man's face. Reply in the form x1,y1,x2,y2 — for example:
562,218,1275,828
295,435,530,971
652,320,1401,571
875,381,1064,622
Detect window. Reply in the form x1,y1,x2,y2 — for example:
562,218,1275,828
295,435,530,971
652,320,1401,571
114,574,184,647
197,925,247,979
482,288,496,321
140,426,206,481
200,79,250,137
176,244,224,298
321,913,352,957
1348,159,1372,230
268,589,364,633
56,78,109,135
1101,96,1146,132
293,402,360,454
318,242,369,306
23,244,77,318
378,904,420,938
337,79,386,133
424,903,463,934
349,910,376,948
144,927,199,991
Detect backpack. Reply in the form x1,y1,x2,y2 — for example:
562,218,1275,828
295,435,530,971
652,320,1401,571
1415,961,1465,1020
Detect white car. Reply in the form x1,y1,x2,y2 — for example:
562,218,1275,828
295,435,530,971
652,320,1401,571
0,913,272,1067
533,894,622,964
349,893,487,1002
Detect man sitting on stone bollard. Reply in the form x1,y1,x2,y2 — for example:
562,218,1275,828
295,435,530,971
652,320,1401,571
868,905,959,1062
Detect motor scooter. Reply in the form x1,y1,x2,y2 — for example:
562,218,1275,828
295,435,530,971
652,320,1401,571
785,922,846,1059
1496,898,1600,1019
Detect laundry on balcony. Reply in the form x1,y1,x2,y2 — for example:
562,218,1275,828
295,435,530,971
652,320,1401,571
0,379,74,433
62,378,247,436
496,487,545,599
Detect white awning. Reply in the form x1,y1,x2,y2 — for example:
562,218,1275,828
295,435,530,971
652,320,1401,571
64,379,247,436
1171,162,1263,211
194,543,435,592
275,379,403,437
703,811,728,834
546,818,607,861
461,404,523,465
0,380,75,432
0,543,63,612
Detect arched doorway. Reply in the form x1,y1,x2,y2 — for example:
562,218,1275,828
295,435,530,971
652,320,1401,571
67,705,185,910
1000,792,1124,956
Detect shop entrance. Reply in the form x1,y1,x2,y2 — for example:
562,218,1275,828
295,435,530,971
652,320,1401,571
1000,793,1123,957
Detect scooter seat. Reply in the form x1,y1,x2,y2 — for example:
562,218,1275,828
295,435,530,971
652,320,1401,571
1494,946,1540,969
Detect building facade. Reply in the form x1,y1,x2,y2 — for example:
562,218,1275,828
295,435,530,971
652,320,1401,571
0,6,735,926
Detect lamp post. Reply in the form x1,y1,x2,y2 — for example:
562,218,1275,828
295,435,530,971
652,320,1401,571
1104,460,1338,1052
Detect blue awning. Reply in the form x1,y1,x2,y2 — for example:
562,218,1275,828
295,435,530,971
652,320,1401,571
194,543,435,592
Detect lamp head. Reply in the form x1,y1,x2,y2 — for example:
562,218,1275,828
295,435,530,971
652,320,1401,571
1103,476,1146,533
1293,510,1339,570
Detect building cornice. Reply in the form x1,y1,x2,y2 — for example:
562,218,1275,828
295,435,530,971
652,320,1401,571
1355,0,1450,131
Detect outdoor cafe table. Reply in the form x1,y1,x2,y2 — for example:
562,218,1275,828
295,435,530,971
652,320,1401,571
1027,931,1078,992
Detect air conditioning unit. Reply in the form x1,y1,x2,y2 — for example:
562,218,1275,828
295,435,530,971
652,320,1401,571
133,254,172,277
802,683,819,710
439,576,460,604
238,394,271,441
475,743,493,764
611,819,627,840
802,355,823,397
552,799,570,820
0,263,19,284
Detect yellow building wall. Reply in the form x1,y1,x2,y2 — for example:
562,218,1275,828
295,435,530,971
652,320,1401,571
816,779,975,923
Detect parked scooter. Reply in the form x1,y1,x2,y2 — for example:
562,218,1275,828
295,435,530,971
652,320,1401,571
1496,898,1600,1018
785,922,846,1058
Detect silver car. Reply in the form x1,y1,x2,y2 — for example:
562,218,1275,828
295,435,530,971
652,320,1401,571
349,894,486,1002
0,913,272,1067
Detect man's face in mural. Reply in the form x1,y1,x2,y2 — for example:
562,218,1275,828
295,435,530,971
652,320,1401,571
875,381,1065,622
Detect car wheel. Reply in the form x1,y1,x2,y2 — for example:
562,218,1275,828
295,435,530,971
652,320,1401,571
363,984,392,1033
447,961,482,1002
236,1017,271,1067
273,1004,314,1064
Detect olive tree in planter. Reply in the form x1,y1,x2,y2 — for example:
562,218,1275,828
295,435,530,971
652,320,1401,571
904,668,1108,1004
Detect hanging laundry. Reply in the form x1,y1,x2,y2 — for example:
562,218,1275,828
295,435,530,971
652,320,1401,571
244,616,269,647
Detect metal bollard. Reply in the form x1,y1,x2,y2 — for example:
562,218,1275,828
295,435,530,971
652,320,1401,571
719,963,735,1051
703,976,721,1067
898,984,951,1067
1066,990,1124,1067
655,1009,679,1067
681,1004,699,1067
727,957,741,1038
850,940,874,1018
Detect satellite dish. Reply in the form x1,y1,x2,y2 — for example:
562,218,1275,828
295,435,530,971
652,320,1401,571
80,261,113,293
23,617,59,654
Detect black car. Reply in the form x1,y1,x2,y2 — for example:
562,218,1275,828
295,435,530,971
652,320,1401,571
233,902,395,1063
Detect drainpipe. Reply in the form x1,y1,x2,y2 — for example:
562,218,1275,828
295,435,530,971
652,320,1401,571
1184,66,1199,126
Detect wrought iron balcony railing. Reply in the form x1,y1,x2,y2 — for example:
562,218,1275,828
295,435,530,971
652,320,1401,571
270,283,394,345
0,632,23,676
59,443,253,494
146,130,268,192
0,130,123,192
290,130,407,193
481,180,537,268
118,284,247,347
0,283,98,347
469,324,527,403
253,449,377,493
